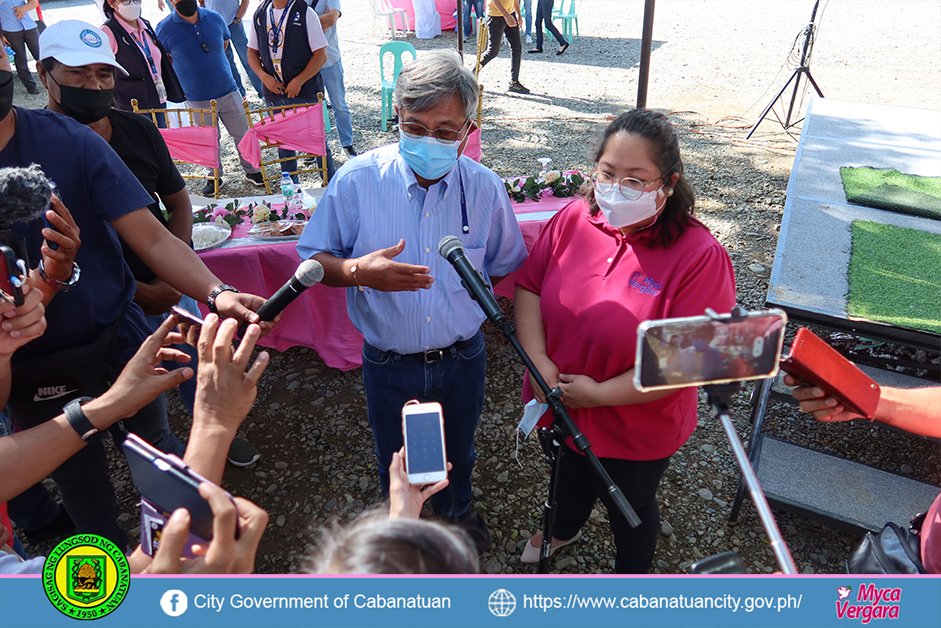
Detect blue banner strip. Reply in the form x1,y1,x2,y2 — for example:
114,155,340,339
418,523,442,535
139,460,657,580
3,574,939,628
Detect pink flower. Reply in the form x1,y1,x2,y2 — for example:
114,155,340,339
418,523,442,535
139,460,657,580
210,206,230,221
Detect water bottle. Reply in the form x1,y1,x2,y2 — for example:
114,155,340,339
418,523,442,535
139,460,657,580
280,172,294,214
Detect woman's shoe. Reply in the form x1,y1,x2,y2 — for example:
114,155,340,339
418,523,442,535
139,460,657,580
528,48,543,54
556,43,569,55
520,530,582,563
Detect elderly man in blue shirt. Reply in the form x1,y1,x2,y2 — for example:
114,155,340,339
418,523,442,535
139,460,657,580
298,51,526,554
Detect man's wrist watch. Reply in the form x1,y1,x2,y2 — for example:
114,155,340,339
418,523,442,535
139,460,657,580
38,260,81,292
207,284,240,313
232,16,241,23
64,396,98,441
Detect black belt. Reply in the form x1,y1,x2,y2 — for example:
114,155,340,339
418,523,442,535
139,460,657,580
406,336,478,364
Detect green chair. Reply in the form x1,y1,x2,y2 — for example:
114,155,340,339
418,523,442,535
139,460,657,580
380,41,417,131
550,0,579,44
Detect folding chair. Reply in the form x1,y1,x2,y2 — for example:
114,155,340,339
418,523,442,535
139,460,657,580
551,0,579,43
380,41,417,131
240,96,330,195
132,99,221,199
371,0,408,37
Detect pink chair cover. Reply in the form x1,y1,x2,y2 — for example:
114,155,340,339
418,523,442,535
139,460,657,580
464,127,482,162
158,126,220,169
238,105,327,169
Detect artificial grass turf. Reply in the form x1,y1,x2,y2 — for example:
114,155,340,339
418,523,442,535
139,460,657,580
847,221,941,334
840,167,941,221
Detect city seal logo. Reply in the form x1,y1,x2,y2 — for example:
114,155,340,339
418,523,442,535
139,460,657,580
79,29,103,48
43,534,130,620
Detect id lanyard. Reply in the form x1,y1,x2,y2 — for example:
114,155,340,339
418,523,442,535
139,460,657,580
267,1,291,55
128,28,167,101
459,166,469,234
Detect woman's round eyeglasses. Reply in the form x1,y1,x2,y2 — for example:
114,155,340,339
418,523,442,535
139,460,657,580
590,171,667,200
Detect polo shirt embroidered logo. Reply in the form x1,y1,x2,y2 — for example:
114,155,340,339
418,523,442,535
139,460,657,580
628,271,663,296
80,29,103,48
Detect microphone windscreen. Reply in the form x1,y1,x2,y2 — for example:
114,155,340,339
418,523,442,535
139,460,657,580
438,235,463,258
294,259,325,287
0,165,53,227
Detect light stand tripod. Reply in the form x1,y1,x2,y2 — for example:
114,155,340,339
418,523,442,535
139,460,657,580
746,0,825,139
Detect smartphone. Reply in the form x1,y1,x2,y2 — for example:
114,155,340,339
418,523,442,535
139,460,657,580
170,304,205,327
0,245,27,307
41,181,59,251
401,401,448,485
780,327,881,419
634,309,788,392
123,433,237,544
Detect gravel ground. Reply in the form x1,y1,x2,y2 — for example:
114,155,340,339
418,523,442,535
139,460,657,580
16,1,941,575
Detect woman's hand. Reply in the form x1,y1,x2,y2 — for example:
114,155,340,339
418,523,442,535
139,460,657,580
557,373,603,409
783,374,860,423
529,356,559,404
388,448,451,519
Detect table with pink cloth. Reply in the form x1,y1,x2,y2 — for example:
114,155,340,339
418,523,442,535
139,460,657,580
196,191,574,370
386,0,457,33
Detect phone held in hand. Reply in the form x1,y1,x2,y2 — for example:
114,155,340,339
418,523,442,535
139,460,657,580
170,304,205,327
780,327,881,419
0,244,27,307
123,434,239,556
634,309,788,392
401,400,448,485
42,181,59,251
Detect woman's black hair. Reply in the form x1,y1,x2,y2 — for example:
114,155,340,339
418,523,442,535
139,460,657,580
102,0,115,18
580,109,695,248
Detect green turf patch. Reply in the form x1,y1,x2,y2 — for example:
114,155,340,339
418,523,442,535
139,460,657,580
840,167,941,220
847,221,941,334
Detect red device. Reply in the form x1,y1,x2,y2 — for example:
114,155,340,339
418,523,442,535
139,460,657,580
780,327,881,419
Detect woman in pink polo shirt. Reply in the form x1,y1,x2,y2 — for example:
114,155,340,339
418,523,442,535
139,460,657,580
515,109,736,573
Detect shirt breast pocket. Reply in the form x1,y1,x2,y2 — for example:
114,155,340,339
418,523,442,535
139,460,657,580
446,246,489,294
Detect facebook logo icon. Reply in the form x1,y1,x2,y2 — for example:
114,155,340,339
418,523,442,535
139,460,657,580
160,590,188,616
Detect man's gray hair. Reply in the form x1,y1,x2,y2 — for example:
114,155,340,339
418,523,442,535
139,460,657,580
394,50,478,120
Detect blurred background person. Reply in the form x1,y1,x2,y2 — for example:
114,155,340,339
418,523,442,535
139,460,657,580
1,0,41,93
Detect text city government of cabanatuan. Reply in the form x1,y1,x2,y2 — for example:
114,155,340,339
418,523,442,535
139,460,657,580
191,593,453,611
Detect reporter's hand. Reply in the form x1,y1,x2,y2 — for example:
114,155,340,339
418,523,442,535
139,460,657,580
99,316,194,421
39,196,81,282
193,315,269,434
388,448,450,519
784,374,861,423
148,483,269,574
0,284,46,356
212,290,281,337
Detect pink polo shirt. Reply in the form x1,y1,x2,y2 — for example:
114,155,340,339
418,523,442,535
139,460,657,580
517,199,736,460
102,18,163,83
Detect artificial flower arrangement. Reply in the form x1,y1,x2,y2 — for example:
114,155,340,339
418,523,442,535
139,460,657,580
503,169,585,204
192,198,310,228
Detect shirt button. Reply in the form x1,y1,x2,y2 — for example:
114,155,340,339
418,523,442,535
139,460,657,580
607,257,614,263
425,346,430,350
425,212,430,217
426,317,431,322
425,247,431,253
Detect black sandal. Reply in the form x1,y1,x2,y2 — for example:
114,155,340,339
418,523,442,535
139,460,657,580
556,43,569,55
528,48,543,53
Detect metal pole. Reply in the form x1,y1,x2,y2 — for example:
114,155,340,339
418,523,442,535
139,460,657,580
636,0,656,109
457,0,464,59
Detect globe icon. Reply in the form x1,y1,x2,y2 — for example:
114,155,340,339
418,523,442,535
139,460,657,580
488,589,516,617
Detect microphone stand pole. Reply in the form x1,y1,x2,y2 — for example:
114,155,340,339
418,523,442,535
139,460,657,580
467,285,641,573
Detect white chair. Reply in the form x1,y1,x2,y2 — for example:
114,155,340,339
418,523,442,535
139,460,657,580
371,0,409,38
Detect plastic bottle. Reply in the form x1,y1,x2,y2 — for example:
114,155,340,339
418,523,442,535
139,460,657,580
280,172,295,215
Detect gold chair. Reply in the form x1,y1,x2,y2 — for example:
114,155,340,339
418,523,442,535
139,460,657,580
131,99,221,199
241,96,330,195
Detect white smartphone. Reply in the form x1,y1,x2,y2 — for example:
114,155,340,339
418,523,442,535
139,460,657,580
401,401,448,485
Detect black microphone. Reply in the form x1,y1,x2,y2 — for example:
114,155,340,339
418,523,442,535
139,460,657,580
438,235,505,325
239,260,324,337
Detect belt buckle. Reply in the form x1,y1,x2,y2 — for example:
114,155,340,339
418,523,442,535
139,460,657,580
423,349,446,363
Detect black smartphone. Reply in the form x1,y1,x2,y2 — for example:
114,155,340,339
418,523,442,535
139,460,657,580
123,433,238,544
41,181,59,251
634,309,788,392
0,244,27,307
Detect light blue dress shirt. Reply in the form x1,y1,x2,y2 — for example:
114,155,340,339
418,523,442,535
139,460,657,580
203,0,239,25
0,0,36,32
297,144,528,354
310,0,341,68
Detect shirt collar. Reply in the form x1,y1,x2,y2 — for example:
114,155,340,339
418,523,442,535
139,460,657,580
394,146,462,197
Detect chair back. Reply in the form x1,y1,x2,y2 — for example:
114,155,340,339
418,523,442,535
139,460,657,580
241,97,330,195
558,0,578,17
380,41,417,88
132,99,222,198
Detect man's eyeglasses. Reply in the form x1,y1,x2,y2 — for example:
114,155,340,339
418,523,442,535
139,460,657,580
590,171,667,200
399,118,471,144
117,0,142,5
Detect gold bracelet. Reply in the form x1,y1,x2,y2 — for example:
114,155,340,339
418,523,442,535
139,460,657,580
350,259,365,292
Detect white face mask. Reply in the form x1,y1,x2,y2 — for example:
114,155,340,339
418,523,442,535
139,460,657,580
116,1,142,20
594,184,665,229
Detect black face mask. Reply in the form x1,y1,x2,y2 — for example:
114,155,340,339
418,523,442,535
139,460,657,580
49,74,114,124
0,70,14,122
175,0,198,17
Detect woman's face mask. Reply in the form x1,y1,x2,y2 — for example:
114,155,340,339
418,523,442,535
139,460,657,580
594,183,666,229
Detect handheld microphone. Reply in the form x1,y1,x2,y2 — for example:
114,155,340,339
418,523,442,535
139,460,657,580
0,165,54,227
238,260,324,338
438,235,505,324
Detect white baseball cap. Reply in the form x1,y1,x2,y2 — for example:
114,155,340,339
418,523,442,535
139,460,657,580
39,20,128,76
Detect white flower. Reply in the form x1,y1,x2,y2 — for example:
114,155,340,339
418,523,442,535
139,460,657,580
544,170,562,184
213,216,226,227
251,207,271,223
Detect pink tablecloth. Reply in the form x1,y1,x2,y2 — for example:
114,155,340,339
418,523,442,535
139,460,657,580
387,0,458,32
196,193,574,370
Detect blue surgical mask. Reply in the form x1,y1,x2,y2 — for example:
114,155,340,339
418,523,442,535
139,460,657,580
398,130,460,180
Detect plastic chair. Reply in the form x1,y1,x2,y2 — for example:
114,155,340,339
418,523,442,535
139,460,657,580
241,96,331,194
132,98,221,199
371,0,408,37
380,41,417,131
551,0,579,43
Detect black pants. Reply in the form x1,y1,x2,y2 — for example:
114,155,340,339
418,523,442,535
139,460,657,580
479,14,523,83
534,0,566,49
3,28,40,90
551,444,671,574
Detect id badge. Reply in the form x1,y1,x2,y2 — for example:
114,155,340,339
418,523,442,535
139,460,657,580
155,77,167,103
